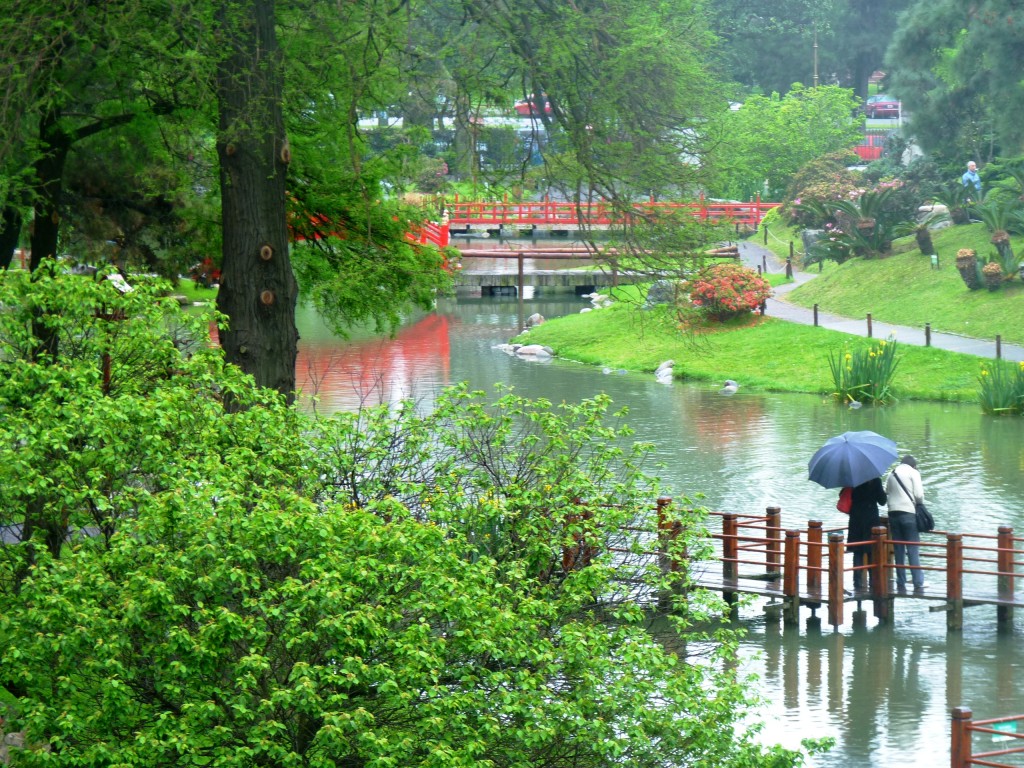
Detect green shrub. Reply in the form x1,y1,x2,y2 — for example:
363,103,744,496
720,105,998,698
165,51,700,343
827,336,901,405
978,360,1024,415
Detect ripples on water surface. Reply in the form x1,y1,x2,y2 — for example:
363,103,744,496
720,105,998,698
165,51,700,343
296,292,1024,767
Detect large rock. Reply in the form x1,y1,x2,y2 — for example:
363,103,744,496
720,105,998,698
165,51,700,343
801,229,825,255
645,280,680,308
525,313,545,328
514,344,553,359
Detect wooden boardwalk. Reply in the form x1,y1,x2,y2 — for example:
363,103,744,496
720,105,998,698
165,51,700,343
682,506,1024,631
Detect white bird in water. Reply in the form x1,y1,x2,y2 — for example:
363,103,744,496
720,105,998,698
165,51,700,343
719,380,739,395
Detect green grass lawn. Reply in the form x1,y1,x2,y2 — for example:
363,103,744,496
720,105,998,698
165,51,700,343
785,223,1024,344
516,302,982,402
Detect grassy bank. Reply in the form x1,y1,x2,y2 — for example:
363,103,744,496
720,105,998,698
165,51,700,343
515,301,982,402
785,223,1024,344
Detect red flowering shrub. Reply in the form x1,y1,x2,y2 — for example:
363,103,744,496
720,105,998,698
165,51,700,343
688,263,772,321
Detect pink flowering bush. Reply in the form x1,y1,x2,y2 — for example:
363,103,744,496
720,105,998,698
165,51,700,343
688,263,773,321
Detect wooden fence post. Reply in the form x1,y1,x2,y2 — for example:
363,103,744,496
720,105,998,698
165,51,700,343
947,533,964,631
783,530,801,626
657,497,682,612
871,525,891,622
867,313,873,338
998,525,1015,628
766,506,782,577
828,533,845,628
722,514,739,613
807,521,823,595
950,707,973,768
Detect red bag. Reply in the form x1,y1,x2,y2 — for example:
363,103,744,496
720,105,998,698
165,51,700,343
836,486,853,514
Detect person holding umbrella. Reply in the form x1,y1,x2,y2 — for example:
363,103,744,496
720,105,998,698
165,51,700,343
846,477,888,593
808,430,898,594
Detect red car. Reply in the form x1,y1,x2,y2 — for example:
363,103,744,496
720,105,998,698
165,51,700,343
514,97,551,116
864,94,901,119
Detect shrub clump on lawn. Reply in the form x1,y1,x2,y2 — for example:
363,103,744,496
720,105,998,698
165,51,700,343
979,360,1024,415
827,336,901,406
688,263,772,321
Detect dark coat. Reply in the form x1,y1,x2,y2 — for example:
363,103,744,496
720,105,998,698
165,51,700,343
847,477,887,554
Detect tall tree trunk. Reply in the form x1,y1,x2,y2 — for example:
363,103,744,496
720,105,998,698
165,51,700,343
214,0,298,403
29,111,71,272
0,205,21,270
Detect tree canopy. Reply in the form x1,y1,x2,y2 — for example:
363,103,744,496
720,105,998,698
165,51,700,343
886,0,1024,163
709,85,862,201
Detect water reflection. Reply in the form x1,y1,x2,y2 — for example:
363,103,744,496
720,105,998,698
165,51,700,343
295,290,1024,767
743,604,1024,767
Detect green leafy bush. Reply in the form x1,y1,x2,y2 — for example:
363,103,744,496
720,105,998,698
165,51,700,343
688,263,772,321
828,336,901,405
0,268,821,768
979,360,1024,415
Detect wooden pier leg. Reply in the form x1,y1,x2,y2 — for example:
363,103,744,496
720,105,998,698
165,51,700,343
783,529,801,626
766,506,782,578
947,534,964,632
722,514,739,617
997,526,1014,629
828,533,845,629
871,525,891,624
950,707,973,768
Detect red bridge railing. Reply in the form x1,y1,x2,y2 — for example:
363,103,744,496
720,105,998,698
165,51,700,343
448,194,779,229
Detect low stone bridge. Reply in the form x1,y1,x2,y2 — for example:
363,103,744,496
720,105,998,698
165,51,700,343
454,268,639,293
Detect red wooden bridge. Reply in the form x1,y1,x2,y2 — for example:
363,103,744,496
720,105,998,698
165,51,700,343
408,196,781,249
447,194,778,230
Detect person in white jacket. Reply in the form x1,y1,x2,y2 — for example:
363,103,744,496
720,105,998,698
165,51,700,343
886,455,926,592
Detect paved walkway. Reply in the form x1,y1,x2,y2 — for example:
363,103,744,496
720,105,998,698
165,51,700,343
736,240,1024,363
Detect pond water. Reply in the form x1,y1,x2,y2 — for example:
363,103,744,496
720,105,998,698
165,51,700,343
293,287,1024,767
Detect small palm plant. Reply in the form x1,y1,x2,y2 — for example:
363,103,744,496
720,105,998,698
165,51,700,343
955,248,983,290
975,196,1022,276
932,183,974,225
827,188,899,258
893,207,950,256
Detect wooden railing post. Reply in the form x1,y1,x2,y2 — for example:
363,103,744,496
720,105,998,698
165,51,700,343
723,514,738,612
828,533,845,628
766,506,782,576
783,530,801,626
998,525,1015,628
656,497,683,612
807,521,823,595
950,707,973,768
871,525,891,622
947,533,964,631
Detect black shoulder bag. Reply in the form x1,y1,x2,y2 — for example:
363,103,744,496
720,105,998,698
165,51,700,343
893,469,934,533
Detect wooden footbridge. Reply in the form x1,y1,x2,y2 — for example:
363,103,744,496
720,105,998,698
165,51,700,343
701,506,1023,631
622,500,1024,632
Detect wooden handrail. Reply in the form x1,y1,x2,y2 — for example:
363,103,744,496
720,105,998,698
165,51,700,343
951,707,1024,768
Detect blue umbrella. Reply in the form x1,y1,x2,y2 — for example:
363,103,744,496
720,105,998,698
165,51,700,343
808,430,898,489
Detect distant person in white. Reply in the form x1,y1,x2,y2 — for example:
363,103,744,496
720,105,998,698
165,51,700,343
886,455,926,591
